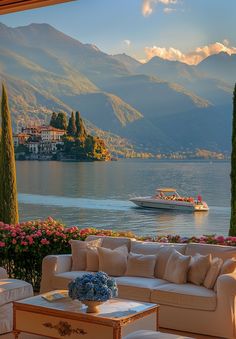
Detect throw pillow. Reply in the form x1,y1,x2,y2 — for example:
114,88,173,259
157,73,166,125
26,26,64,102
164,249,191,284
97,245,128,276
203,257,223,289
70,239,102,271
214,258,236,291
86,247,100,272
125,252,156,278
188,253,211,286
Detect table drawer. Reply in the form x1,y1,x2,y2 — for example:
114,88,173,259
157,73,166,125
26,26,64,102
15,310,113,339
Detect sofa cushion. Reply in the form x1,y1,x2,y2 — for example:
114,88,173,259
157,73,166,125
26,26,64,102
0,279,33,307
164,250,191,284
98,245,128,276
86,247,99,272
116,276,167,302
185,243,236,261
52,271,93,290
125,252,156,278
123,330,193,339
214,258,236,291
204,257,223,289
86,235,132,250
187,253,211,286
70,239,102,271
130,241,186,279
151,283,216,311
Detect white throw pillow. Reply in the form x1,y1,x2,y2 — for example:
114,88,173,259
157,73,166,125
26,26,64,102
214,258,236,291
188,253,211,286
125,252,156,278
97,245,128,276
204,257,223,289
70,239,102,271
164,249,191,284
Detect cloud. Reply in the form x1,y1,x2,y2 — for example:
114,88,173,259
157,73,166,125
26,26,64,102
123,39,131,47
142,0,177,17
163,7,176,13
144,41,236,65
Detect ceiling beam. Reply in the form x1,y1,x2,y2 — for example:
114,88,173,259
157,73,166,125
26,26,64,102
0,0,75,15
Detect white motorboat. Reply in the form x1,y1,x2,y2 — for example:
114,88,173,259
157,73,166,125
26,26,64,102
130,188,209,212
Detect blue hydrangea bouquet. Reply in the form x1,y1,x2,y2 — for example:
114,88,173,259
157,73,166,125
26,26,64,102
68,272,118,312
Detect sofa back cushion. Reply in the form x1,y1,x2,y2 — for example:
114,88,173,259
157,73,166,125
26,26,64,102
86,235,132,251
185,243,236,261
70,239,102,270
125,252,156,278
98,245,128,276
130,241,187,279
163,249,191,284
188,253,211,286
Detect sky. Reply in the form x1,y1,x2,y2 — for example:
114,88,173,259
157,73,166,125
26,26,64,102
1,0,236,64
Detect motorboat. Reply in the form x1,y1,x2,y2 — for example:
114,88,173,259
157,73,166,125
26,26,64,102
130,188,209,212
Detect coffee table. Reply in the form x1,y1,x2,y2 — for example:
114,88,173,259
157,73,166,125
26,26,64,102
13,290,159,339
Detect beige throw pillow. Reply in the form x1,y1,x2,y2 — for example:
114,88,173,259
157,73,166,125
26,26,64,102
164,249,191,284
125,252,156,278
97,245,128,276
214,258,236,291
203,257,223,289
188,253,211,286
70,239,102,271
86,247,99,272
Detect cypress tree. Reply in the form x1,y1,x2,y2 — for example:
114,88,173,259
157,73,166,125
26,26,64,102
75,111,87,138
230,84,236,235
56,112,67,130
50,112,57,128
0,84,19,224
67,111,76,136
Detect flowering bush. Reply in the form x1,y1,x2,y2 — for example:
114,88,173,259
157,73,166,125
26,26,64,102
68,272,118,302
1,216,236,290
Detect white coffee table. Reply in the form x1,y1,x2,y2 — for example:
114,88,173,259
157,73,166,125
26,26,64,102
13,290,159,339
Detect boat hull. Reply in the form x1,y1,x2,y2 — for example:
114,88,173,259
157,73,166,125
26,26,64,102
130,197,209,212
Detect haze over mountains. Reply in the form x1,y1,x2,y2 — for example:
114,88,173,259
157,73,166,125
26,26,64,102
0,23,234,153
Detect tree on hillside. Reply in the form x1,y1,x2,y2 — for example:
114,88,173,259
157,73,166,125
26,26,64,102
67,111,76,136
56,112,67,130
50,112,57,128
75,111,87,139
230,84,236,235
0,84,19,224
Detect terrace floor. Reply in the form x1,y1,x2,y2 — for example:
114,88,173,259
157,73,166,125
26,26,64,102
0,329,221,339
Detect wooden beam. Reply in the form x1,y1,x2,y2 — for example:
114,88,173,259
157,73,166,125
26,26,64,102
0,0,75,15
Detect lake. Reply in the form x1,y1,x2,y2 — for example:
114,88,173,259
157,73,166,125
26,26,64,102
17,160,230,237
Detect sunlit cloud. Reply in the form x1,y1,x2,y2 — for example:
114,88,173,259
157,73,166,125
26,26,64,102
144,42,236,65
123,39,131,47
163,7,176,13
142,0,178,17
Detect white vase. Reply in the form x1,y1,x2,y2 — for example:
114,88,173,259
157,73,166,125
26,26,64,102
83,300,104,313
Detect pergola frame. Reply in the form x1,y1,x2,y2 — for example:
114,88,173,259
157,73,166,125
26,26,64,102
0,0,74,15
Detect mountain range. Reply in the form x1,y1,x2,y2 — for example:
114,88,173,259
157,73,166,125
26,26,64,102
0,22,234,153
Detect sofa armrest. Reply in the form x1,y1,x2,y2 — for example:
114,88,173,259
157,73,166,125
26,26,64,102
0,267,8,279
216,272,236,294
40,254,72,293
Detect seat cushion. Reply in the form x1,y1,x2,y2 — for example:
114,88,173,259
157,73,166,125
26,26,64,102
150,283,216,311
123,330,193,339
52,271,93,290
0,303,12,334
0,279,33,307
115,276,168,302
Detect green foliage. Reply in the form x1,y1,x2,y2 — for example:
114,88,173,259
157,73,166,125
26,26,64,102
50,112,57,128
67,111,76,136
230,84,236,236
76,111,87,138
56,112,67,130
0,84,19,224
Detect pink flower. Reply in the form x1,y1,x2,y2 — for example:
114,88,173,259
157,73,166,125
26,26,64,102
0,241,6,247
41,238,49,245
12,239,17,244
21,241,28,246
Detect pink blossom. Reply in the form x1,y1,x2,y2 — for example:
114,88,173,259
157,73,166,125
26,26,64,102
12,239,17,244
21,241,28,246
0,241,6,247
41,238,49,245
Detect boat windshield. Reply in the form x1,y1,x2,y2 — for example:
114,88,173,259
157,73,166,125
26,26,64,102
154,189,195,203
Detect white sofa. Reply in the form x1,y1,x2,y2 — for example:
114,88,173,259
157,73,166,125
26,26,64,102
0,267,33,334
40,236,236,338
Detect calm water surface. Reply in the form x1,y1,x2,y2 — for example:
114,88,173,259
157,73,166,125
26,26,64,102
17,160,230,237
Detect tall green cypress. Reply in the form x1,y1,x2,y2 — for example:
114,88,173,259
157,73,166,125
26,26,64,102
230,84,236,235
50,112,57,128
75,111,87,138
0,84,19,224
67,111,76,136
56,112,67,130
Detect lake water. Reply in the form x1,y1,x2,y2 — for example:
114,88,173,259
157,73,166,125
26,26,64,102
17,160,230,237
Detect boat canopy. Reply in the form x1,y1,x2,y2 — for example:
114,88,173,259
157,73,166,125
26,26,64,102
156,188,177,193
